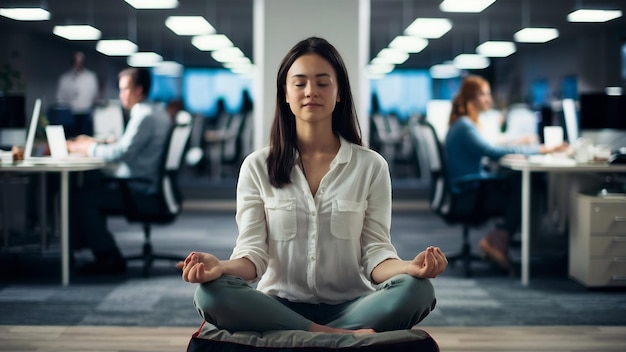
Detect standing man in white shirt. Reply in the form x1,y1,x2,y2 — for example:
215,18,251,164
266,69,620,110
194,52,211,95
56,51,99,137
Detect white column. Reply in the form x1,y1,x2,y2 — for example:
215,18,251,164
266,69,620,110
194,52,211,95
253,0,370,149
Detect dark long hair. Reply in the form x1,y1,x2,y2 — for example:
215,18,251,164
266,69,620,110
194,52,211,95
448,75,488,126
267,37,362,187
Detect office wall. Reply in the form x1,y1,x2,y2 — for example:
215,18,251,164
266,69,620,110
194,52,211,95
253,0,369,148
0,23,126,120
492,25,624,106
1,19,624,130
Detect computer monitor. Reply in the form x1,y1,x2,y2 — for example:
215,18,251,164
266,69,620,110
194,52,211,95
562,98,579,144
24,98,42,159
579,93,626,151
0,95,26,128
93,102,124,142
425,100,452,140
579,93,626,130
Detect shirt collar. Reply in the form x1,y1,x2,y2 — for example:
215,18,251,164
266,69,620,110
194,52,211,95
294,135,352,166
334,136,352,165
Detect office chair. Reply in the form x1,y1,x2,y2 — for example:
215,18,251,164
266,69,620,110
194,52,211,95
411,119,502,277
117,122,193,276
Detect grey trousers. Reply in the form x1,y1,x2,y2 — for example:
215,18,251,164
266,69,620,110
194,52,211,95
193,274,436,333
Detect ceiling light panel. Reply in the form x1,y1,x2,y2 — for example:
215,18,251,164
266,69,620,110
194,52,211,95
127,52,163,67
375,48,410,65
367,63,395,75
440,0,496,13
388,36,428,53
514,27,559,43
192,34,234,51
124,0,178,9
96,40,138,56
0,8,50,21
53,25,101,40
211,47,245,63
404,18,452,39
453,54,490,69
476,41,516,57
165,16,215,36
567,9,622,22
154,61,183,76
430,63,461,79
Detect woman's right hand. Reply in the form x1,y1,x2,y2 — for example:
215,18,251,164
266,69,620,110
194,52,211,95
180,252,224,283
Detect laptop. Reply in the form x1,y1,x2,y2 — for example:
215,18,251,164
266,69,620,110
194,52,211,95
23,98,42,160
22,99,102,164
45,125,70,159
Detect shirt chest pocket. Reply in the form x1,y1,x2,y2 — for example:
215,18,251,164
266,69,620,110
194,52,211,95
330,199,367,239
264,198,297,241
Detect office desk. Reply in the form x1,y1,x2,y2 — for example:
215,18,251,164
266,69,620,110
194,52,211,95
0,159,105,286
499,157,626,286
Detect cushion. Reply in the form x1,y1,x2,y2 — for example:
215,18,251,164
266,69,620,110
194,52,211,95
187,321,439,352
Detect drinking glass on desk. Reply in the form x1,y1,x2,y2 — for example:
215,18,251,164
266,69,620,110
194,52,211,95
574,137,593,163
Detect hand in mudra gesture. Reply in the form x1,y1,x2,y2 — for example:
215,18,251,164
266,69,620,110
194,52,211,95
406,246,448,279
179,252,224,283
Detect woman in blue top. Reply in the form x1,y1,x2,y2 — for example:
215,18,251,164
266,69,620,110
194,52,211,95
445,75,567,269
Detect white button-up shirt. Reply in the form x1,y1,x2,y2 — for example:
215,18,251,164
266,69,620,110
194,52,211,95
231,137,399,304
56,68,98,114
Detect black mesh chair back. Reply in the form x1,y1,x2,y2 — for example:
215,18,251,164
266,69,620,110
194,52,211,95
122,121,193,276
410,119,495,277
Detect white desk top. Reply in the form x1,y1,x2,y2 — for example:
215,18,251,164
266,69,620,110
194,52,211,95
500,155,626,172
0,158,106,172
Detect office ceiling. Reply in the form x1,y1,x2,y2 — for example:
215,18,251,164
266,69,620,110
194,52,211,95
1,0,626,70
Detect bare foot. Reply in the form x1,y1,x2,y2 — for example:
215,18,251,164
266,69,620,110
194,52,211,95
309,323,376,334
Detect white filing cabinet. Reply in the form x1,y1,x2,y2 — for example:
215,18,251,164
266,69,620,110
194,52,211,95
569,193,626,287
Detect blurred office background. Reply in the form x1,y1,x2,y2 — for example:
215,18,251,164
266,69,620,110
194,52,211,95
1,4,626,348
1,1,626,274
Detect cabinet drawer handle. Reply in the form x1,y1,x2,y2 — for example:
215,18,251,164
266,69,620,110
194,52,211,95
614,237,626,242
612,275,626,281
615,217,626,222
612,257,626,263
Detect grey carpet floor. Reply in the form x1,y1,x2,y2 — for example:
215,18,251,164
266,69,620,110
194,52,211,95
1,204,625,327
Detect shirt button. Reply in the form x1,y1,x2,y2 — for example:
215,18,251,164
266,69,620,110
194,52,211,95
310,256,315,261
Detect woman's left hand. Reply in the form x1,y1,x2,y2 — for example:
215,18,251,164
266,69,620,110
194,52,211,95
406,246,448,279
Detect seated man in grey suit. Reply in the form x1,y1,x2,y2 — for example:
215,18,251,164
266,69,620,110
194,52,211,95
67,67,172,275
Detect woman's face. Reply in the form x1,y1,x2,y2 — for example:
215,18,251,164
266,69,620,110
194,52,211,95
285,53,340,125
470,83,493,113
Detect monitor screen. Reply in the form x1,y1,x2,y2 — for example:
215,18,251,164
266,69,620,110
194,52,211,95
579,93,626,130
0,95,26,128
562,98,579,143
24,98,42,158
370,69,431,120
182,68,252,118
149,71,181,103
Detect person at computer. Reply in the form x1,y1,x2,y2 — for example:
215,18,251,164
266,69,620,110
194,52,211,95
445,75,569,270
56,51,99,137
66,67,171,275
179,37,447,334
